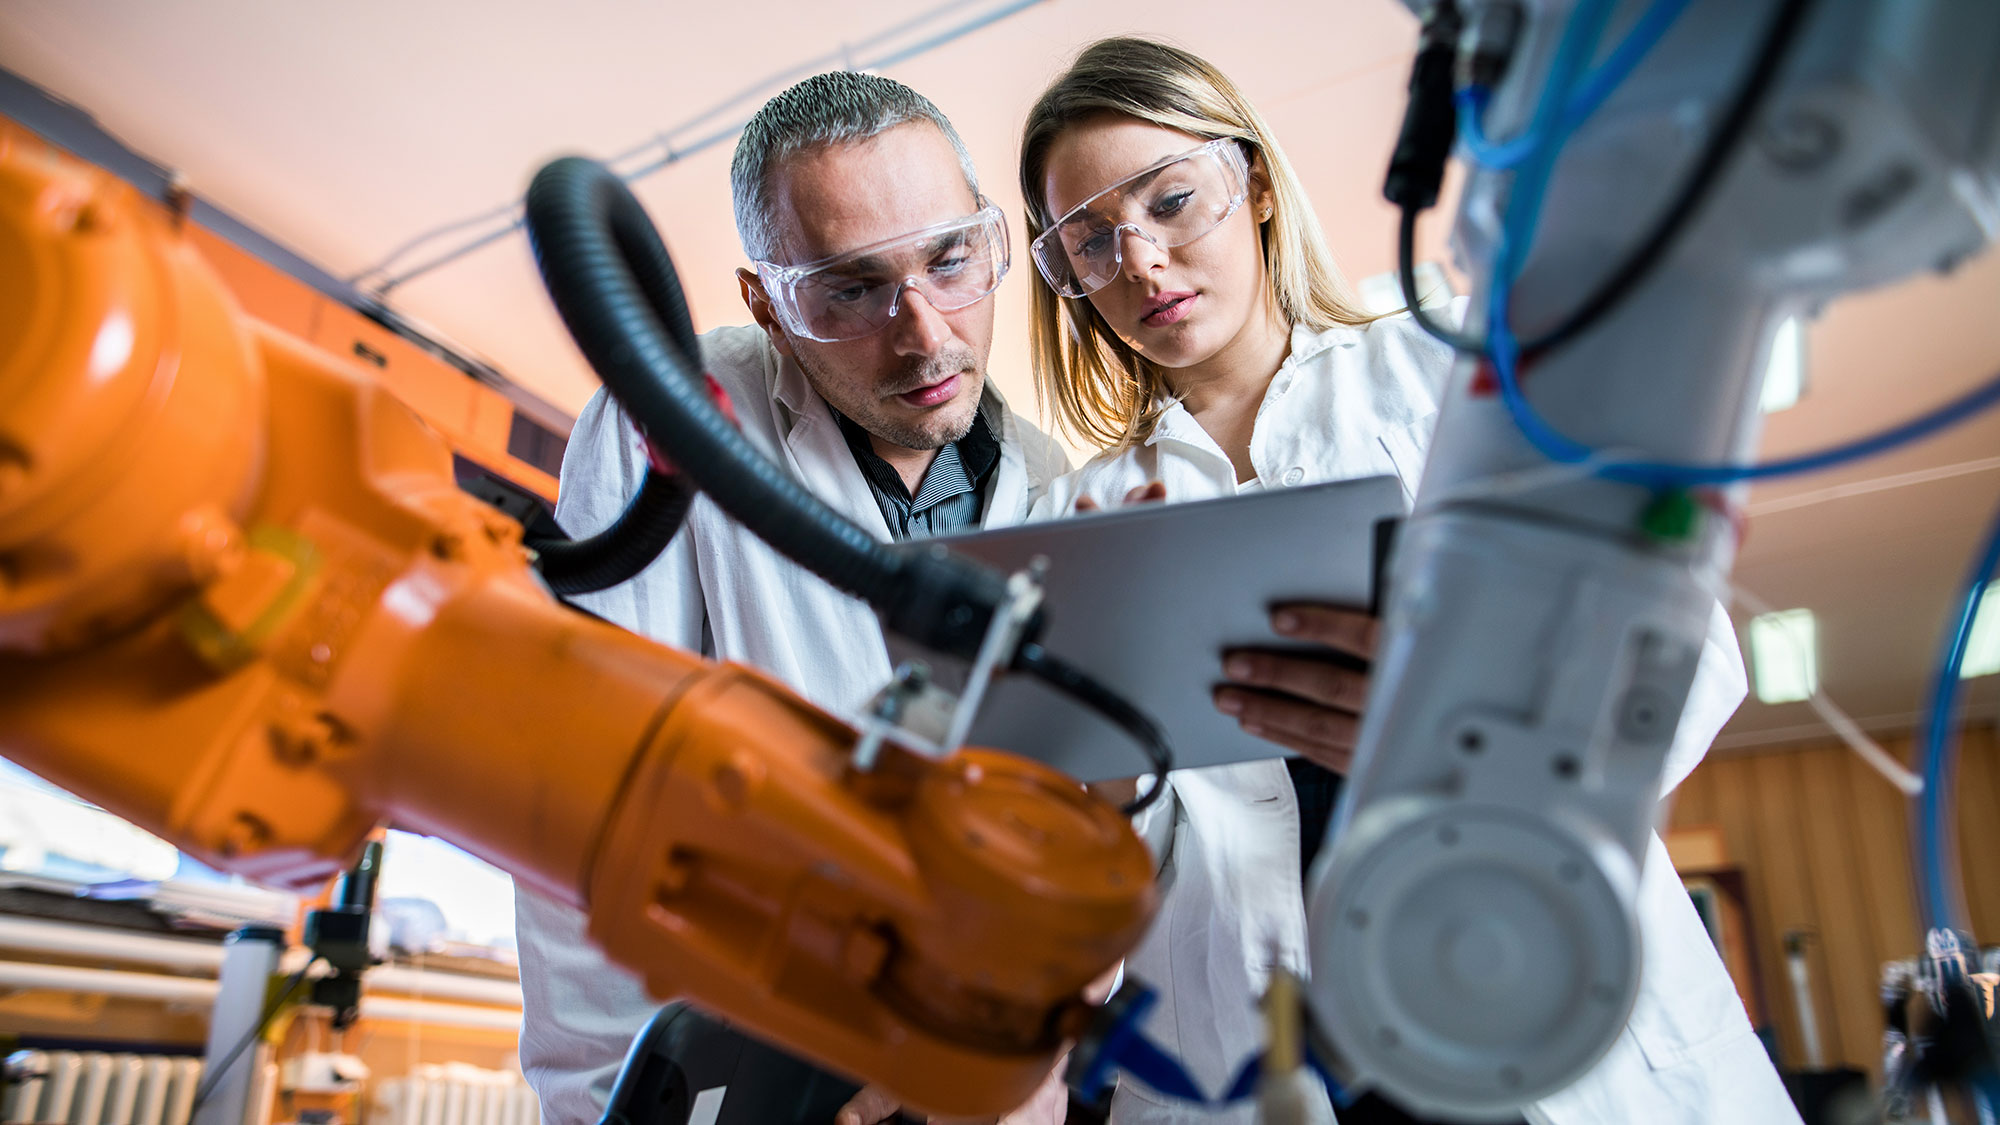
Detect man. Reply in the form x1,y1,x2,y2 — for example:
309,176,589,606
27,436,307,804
513,72,1073,1124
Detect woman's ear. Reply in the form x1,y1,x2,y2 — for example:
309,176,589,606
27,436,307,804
737,267,795,358
1247,152,1276,223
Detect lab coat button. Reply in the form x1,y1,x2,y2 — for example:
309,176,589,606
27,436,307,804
1282,466,1306,486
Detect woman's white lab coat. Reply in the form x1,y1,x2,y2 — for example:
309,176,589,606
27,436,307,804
513,325,1070,1123
1033,318,1800,1125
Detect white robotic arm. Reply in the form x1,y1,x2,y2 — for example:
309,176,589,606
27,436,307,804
1308,0,2000,1116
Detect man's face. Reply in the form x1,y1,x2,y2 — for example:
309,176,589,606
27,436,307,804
743,122,995,452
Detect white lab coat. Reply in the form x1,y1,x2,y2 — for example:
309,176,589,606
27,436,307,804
512,324,1070,1124
1033,318,1799,1125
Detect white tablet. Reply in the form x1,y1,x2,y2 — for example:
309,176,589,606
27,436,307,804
890,475,1405,781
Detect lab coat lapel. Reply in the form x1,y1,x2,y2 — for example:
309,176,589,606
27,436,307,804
771,353,896,542
982,391,1032,529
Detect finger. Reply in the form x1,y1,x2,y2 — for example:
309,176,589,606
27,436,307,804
1270,603,1379,658
1220,651,1370,711
1087,776,1139,809
1123,480,1168,505
1216,689,1360,754
839,1086,904,1125
1241,724,1355,774
1073,493,1101,512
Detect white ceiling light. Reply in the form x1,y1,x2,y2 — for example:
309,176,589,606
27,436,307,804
1962,586,2000,679
1759,316,1806,413
1748,607,1818,704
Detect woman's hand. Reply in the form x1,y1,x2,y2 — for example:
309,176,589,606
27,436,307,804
1072,480,1166,512
1213,604,1378,773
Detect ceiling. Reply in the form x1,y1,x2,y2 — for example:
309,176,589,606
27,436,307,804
3,0,1996,750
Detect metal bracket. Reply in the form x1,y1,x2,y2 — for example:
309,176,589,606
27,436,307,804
850,563,1046,769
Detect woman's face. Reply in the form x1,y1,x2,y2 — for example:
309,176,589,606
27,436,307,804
1041,117,1274,372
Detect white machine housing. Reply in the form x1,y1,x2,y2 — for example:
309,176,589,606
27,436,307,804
1307,0,2000,1117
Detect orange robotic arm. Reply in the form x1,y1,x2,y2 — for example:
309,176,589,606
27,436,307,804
0,132,1154,1115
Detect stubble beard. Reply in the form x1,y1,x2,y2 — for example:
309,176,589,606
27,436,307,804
796,346,984,452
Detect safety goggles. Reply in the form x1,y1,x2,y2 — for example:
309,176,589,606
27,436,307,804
1031,138,1252,298
753,204,1010,343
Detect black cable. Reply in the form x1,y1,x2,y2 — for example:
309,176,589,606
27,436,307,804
524,157,1016,662
526,468,695,596
1014,642,1171,816
1383,0,1484,354
1516,0,1817,356
189,957,321,1113
1398,205,1484,352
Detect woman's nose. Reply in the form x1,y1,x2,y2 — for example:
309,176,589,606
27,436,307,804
1119,225,1167,280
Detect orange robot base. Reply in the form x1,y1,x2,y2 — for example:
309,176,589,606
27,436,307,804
0,129,1155,1115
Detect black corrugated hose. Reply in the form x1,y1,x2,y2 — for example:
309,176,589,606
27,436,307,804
528,467,695,596
520,169,704,598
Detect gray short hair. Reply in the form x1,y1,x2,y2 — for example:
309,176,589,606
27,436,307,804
731,71,980,262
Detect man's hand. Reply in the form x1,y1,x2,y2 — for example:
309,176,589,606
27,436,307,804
836,1065,1068,1125
1214,604,1378,773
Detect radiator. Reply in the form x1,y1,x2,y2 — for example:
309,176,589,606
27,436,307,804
0,1050,203,1125
372,1063,538,1125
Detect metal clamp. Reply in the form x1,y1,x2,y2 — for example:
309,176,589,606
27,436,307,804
850,563,1045,769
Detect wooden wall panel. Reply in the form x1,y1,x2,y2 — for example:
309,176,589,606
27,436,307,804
1667,719,2000,1078
1794,754,1880,1070
1955,725,2000,940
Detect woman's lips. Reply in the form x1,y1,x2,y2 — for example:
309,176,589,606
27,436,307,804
898,373,961,408
1142,292,1197,327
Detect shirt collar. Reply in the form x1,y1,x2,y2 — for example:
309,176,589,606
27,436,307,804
833,407,999,510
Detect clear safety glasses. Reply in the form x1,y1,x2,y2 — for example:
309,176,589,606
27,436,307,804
1030,138,1252,299
753,204,1010,343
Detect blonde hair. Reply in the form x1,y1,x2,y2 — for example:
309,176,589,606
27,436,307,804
1020,37,1377,450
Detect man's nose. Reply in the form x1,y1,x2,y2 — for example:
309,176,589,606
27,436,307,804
888,281,953,357
1119,226,1167,282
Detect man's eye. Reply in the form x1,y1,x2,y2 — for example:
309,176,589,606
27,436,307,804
826,282,874,305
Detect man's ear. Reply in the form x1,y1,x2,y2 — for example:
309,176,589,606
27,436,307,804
737,267,795,358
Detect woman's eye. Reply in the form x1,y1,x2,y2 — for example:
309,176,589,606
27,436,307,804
931,255,971,276
1077,230,1113,258
1152,190,1195,219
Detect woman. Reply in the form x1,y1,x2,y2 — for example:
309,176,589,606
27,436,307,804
1019,37,1791,1125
